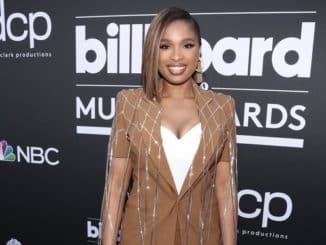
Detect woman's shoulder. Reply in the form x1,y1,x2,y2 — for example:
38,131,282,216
205,89,235,108
116,87,144,103
202,89,236,118
115,88,144,121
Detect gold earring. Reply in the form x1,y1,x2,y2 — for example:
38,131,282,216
194,60,203,83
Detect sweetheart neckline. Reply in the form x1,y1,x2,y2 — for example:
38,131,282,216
160,123,201,140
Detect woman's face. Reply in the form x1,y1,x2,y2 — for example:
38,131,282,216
158,20,200,86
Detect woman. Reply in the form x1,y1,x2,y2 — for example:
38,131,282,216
99,7,238,245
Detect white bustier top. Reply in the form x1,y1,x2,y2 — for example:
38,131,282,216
160,123,202,194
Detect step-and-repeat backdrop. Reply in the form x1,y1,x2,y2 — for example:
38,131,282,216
1,0,325,244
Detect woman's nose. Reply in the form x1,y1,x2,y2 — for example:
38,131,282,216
171,47,183,61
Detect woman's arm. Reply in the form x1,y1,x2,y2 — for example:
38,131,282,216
99,90,133,245
215,96,238,245
100,157,132,245
216,159,237,245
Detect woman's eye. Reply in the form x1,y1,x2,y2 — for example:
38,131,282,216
159,44,169,49
184,43,195,49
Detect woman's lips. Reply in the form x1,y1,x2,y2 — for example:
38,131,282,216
167,65,186,75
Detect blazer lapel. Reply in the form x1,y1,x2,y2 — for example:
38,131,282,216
138,93,177,193
178,83,218,198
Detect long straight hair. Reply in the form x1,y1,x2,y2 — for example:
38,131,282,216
141,7,202,102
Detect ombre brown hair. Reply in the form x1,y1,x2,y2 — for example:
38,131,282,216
141,7,202,101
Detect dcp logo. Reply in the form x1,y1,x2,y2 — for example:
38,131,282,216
0,0,52,48
238,189,293,228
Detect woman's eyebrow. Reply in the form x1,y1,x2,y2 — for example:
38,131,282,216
160,37,196,42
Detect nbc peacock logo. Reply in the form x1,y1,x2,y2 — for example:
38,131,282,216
0,140,16,162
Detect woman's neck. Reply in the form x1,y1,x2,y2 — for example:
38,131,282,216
161,80,195,99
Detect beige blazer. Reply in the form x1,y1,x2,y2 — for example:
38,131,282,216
101,82,237,245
